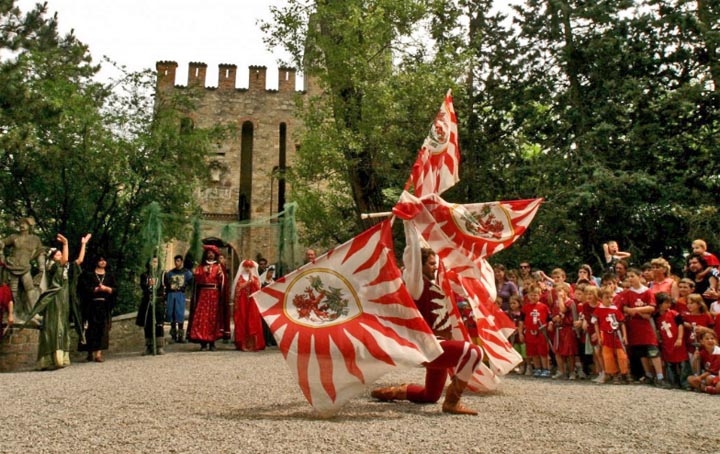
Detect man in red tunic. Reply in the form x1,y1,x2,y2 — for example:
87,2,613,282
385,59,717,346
370,246,482,415
188,245,226,351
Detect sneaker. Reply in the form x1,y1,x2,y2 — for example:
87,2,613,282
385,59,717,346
592,373,605,384
576,368,588,380
552,371,564,379
623,375,634,385
654,378,672,389
533,368,542,378
612,375,622,385
540,369,551,378
568,372,577,381
525,367,534,376
637,376,651,385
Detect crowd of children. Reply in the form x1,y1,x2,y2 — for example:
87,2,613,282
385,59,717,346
489,239,720,394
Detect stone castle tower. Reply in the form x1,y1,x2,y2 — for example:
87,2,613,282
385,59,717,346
155,61,307,268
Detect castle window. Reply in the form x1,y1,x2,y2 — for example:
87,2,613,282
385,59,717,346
277,123,287,214
239,121,254,221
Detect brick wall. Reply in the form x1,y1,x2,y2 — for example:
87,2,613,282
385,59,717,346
0,312,148,373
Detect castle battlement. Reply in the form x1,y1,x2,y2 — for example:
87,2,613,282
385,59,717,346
156,61,298,92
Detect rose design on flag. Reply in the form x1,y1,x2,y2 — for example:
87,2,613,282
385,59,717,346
426,110,450,154
286,271,359,326
453,203,514,242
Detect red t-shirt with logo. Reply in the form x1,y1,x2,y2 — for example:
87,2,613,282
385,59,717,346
657,309,686,363
617,286,657,346
681,312,714,354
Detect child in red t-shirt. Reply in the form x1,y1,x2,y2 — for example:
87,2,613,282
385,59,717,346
675,278,694,314
551,283,579,379
518,285,552,378
592,287,630,384
692,239,720,268
618,268,668,387
681,294,715,373
655,292,686,388
582,286,605,382
688,331,720,393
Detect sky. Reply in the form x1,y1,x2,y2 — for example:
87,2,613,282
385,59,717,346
15,0,295,89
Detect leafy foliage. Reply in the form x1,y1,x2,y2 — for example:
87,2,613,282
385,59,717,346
265,0,719,277
0,2,219,313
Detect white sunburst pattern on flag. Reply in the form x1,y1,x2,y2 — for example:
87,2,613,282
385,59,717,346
253,220,442,416
409,89,460,197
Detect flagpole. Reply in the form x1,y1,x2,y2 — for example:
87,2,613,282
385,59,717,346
360,211,393,220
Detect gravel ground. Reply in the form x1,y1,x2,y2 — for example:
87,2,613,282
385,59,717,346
2,343,719,454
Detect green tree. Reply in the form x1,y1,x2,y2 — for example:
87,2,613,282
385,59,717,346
0,1,220,313
454,0,720,274
263,0,468,247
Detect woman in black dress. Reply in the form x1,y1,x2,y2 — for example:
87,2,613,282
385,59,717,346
78,255,116,362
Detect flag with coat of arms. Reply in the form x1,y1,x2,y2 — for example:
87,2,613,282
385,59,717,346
252,219,443,416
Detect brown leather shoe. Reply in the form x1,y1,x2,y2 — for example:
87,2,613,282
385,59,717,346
370,384,408,401
441,378,477,415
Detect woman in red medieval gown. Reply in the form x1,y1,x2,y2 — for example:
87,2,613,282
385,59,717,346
232,260,264,351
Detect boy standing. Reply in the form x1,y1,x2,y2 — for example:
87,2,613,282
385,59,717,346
617,268,669,387
519,285,552,378
655,292,686,388
593,287,630,384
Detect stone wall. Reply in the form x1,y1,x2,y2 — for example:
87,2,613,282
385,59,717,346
0,312,147,373
156,61,314,265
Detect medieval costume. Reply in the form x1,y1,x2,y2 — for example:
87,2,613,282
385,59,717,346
78,255,116,362
232,260,264,351
164,255,193,343
370,224,481,415
136,259,166,355
188,245,225,351
25,234,88,370
34,260,74,369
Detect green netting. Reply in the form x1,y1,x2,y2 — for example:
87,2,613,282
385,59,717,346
198,202,299,275
141,202,300,278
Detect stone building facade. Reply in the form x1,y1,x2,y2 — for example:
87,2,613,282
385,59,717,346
155,61,308,270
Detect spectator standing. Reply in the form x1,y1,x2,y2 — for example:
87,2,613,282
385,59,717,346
519,284,552,378
164,255,193,343
592,287,630,384
494,265,519,312
649,258,679,300
655,292,686,388
232,260,264,352
136,257,166,355
617,268,667,387
78,252,116,363
188,245,225,351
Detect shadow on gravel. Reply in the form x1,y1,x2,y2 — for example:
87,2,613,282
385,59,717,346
210,399,442,421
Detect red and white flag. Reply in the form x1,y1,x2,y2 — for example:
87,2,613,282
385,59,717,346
396,191,524,382
421,194,543,258
253,220,442,416
407,90,460,197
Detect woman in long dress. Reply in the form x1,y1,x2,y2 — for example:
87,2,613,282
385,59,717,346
29,233,90,370
232,260,264,351
78,254,116,362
